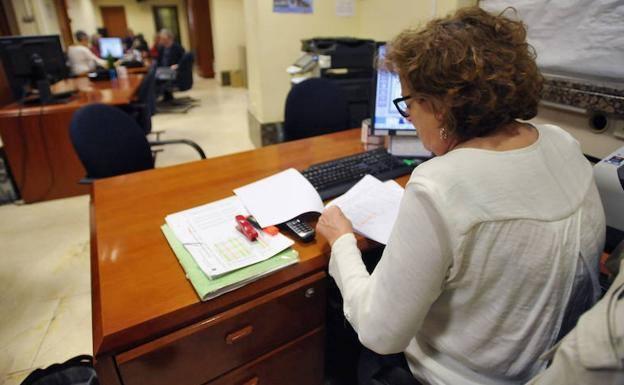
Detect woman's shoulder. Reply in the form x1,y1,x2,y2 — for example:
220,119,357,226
536,123,579,145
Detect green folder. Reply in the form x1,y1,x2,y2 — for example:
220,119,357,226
161,224,299,301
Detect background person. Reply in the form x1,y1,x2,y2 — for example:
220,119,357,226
316,6,605,385
132,33,149,58
123,28,136,51
67,30,107,76
149,33,161,60
156,28,185,70
155,29,186,101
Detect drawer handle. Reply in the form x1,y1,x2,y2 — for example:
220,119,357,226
239,376,259,385
305,287,315,298
226,325,254,344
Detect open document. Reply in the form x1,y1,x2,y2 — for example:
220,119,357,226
327,175,404,244
165,196,294,279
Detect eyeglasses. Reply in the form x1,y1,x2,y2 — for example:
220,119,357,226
393,95,411,118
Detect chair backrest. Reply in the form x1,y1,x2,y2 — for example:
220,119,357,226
283,77,349,141
176,52,194,91
138,64,157,116
135,64,157,134
69,104,154,179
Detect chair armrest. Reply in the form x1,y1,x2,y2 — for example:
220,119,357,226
147,129,166,141
149,139,206,159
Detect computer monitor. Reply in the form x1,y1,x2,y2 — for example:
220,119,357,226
371,43,417,136
0,35,68,100
99,37,124,59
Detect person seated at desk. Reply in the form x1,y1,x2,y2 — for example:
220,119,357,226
155,28,186,100
156,28,185,70
132,33,150,58
149,33,161,60
123,28,136,52
67,30,107,76
316,6,606,385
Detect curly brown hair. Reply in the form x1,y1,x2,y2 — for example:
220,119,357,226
386,7,543,141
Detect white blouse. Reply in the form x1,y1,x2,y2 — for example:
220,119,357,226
67,45,106,76
329,124,606,384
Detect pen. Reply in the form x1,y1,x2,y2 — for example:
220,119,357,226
235,215,258,241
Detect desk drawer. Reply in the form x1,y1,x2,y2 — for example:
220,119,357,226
116,273,326,385
207,328,324,385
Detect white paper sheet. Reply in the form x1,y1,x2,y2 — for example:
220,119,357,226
327,175,404,245
233,168,325,227
165,196,294,278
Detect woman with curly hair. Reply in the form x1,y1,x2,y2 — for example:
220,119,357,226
317,7,605,385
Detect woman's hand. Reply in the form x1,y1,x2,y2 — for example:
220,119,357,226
316,206,354,246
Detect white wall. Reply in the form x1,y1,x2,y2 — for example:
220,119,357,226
244,0,476,124
66,0,99,37
93,0,190,49
210,0,246,80
10,0,44,36
32,0,61,35
244,0,360,123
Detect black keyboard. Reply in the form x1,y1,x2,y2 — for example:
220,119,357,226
302,148,423,200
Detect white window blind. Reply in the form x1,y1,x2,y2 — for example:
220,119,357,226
480,0,624,81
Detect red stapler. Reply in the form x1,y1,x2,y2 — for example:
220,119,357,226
235,215,258,241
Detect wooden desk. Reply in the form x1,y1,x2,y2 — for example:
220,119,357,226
0,75,143,203
91,129,407,385
126,66,150,75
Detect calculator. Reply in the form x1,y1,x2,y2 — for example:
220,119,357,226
283,217,316,242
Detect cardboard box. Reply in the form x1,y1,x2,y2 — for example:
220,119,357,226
230,70,246,88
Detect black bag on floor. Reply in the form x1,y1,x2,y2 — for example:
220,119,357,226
20,355,98,385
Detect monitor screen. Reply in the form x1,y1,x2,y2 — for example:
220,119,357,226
99,37,124,59
0,35,68,100
371,44,417,136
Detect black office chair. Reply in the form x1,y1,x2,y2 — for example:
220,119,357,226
283,77,349,141
69,104,206,182
120,64,158,136
157,52,199,113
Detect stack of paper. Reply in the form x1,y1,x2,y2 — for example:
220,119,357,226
162,224,298,301
163,196,298,301
165,196,294,279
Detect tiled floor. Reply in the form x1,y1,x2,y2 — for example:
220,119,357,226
0,77,255,385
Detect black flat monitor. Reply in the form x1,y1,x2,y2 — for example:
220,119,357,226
371,43,417,136
0,35,68,101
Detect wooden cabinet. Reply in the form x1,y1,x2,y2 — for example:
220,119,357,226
115,274,326,385
207,329,324,385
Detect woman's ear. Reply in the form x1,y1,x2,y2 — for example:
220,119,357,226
428,98,446,124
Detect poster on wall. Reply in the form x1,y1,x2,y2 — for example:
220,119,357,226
273,0,314,14
336,0,355,17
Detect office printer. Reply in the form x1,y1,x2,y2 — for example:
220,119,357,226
290,37,377,128
594,146,624,235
